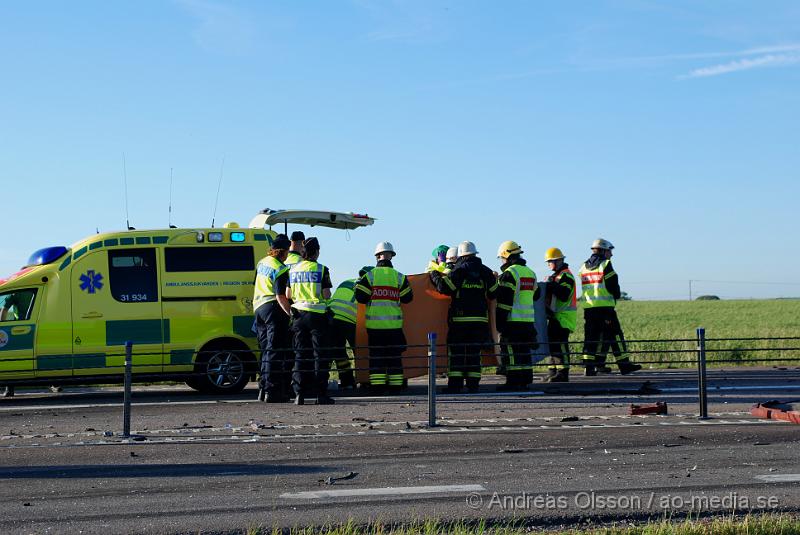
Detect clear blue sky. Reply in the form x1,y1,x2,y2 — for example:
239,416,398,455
2,1,798,300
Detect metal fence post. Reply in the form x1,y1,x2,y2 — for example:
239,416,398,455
696,328,708,420
123,341,132,437
427,332,437,428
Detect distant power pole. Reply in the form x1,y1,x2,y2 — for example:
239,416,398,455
689,280,693,301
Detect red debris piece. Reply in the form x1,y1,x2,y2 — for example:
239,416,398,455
751,400,800,425
629,401,668,415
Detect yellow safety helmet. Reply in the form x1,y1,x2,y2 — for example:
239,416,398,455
544,247,564,262
497,240,523,259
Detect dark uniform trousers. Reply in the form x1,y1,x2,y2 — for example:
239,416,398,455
499,322,537,387
255,302,292,398
291,311,331,396
546,319,571,369
328,317,356,387
582,307,631,368
366,328,406,391
448,322,490,389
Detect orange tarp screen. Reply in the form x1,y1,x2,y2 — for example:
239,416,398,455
353,273,499,383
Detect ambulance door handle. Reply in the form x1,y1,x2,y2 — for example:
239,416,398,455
81,312,104,319
11,326,31,335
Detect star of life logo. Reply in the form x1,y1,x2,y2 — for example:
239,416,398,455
79,270,104,294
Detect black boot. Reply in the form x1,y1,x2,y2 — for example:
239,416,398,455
256,387,266,402
293,393,305,405
465,378,480,394
443,377,464,394
618,361,642,375
316,394,335,405
338,370,356,389
584,364,597,377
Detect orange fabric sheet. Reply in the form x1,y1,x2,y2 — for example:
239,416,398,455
354,273,498,382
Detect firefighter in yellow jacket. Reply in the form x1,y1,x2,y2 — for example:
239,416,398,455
355,242,413,394
495,240,539,390
326,268,371,389
543,247,576,383
580,238,641,376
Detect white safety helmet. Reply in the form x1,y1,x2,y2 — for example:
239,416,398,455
457,241,478,257
445,247,458,262
374,241,396,257
591,238,614,251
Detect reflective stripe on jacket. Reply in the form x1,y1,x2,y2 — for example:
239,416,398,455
289,261,327,313
579,259,615,308
500,264,537,323
364,267,405,329
550,268,577,332
253,256,288,309
328,279,358,324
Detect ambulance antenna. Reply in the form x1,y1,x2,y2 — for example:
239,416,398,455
123,152,134,230
211,156,225,228
168,167,176,228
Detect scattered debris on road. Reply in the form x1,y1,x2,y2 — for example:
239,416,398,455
318,471,358,485
629,401,668,415
751,400,800,424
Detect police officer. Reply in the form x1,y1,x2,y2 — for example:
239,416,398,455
430,241,498,393
543,247,577,383
327,268,370,389
355,242,413,394
580,238,641,376
286,237,334,405
495,240,540,390
285,231,305,269
253,234,293,402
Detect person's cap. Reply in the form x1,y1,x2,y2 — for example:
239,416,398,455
431,244,449,258
290,231,305,241
446,247,458,262
271,234,291,250
303,237,320,252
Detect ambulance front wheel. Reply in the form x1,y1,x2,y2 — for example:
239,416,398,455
192,340,256,394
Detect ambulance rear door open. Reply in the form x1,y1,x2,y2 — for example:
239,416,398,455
248,209,376,232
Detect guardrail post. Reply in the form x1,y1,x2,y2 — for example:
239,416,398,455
123,341,132,437
427,332,437,428
696,328,709,420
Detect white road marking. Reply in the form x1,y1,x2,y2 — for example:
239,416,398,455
756,474,800,483
280,484,486,499
660,385,800,393
0,417,779,449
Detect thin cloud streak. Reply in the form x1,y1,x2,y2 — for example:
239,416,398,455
682,52,800,78
605,43,800,66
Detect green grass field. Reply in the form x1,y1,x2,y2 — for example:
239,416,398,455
245,513,800,534
583,300,800,367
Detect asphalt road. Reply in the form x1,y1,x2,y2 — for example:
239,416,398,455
1,368,799,534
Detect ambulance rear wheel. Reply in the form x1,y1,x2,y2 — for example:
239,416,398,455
193,340,254,394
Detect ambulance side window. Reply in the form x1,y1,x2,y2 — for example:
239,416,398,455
0,289,37,322
108,249,158,303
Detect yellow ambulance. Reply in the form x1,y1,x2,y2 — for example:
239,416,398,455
0,209,374,394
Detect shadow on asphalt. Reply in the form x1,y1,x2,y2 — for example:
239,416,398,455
0,463,331,479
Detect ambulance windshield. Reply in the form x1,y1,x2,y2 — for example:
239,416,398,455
25,246,69,268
